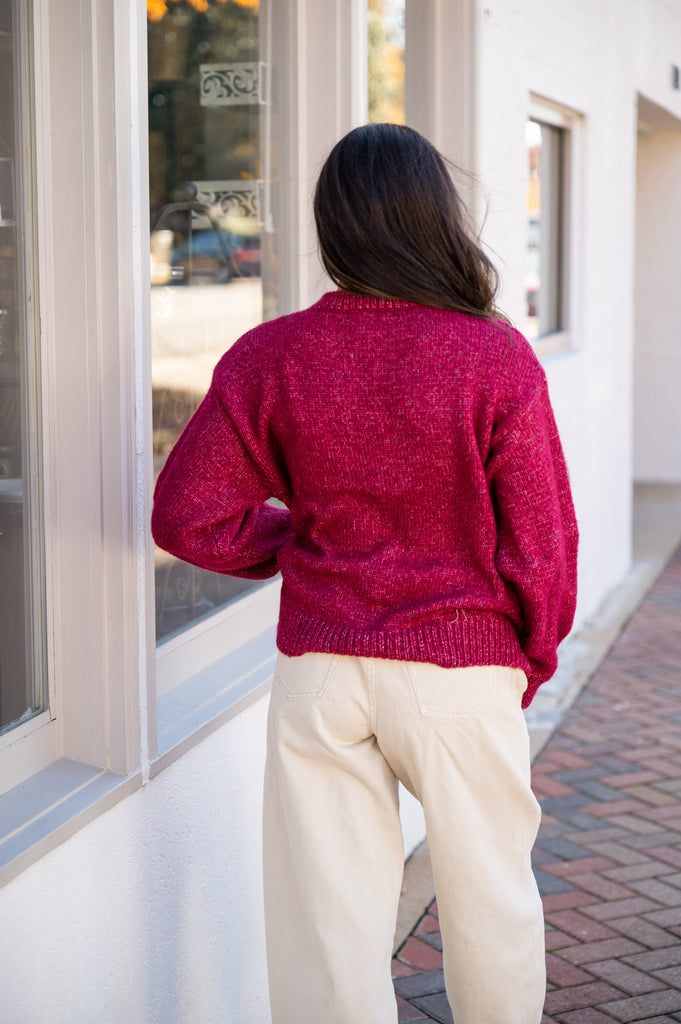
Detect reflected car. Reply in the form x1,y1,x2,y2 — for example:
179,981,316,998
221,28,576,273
168,228,261,285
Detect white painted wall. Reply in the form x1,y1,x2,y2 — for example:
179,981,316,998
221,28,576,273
0,699,271,1024
635,0,681,122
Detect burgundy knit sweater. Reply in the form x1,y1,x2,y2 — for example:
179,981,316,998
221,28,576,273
152,291,578,707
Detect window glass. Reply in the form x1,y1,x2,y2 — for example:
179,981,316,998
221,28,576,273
368,0,405,124
148,0,282,642
526,118,564,341
0,0,45,735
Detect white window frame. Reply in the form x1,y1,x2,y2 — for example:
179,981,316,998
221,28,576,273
0,0,146,882
527,96,583,357
405,0,476,170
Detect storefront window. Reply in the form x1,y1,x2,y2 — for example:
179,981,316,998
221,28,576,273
148,0,284,642
0,0,45,736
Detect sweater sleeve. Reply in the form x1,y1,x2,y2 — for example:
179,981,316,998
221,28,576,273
486,382,578,707
151,367,294,580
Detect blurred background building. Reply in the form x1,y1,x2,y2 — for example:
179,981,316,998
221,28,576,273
1,1,680,1020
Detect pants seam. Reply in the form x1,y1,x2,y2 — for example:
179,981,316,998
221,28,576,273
367,658,377,734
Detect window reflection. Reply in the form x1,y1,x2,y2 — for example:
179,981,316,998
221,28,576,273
526,118,564,341
148,0,274,641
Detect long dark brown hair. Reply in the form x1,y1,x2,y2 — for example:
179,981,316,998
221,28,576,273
314,123,501,319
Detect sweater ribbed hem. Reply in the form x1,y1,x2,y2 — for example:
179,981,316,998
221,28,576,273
276,605,530,676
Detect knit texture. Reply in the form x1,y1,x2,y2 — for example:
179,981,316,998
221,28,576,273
152,291,578,706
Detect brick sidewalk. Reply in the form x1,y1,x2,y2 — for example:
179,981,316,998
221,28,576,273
392,546,681,1023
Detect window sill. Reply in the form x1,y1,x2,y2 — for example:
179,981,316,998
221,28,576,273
0,759,141,888
152,623,277,777
0,623,279,888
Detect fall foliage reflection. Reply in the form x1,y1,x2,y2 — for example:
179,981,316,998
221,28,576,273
147,0,258,24
368,0,405,124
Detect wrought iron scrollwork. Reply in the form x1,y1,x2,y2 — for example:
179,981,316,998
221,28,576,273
192,181,262,224
199,62,264,106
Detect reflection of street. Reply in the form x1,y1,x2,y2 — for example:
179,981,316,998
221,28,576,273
151,276,262,396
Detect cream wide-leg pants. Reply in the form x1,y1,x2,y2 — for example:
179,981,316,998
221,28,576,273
263,653,546,1024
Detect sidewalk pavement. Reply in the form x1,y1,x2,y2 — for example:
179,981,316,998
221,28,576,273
391,544,681,1024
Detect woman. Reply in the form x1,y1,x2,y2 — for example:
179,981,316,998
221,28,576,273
152,123,578,1024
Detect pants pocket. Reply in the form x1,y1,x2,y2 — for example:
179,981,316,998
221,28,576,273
406,663,497,719
274,651,343,700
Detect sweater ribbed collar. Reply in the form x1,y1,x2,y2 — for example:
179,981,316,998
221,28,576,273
313,290,423,314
